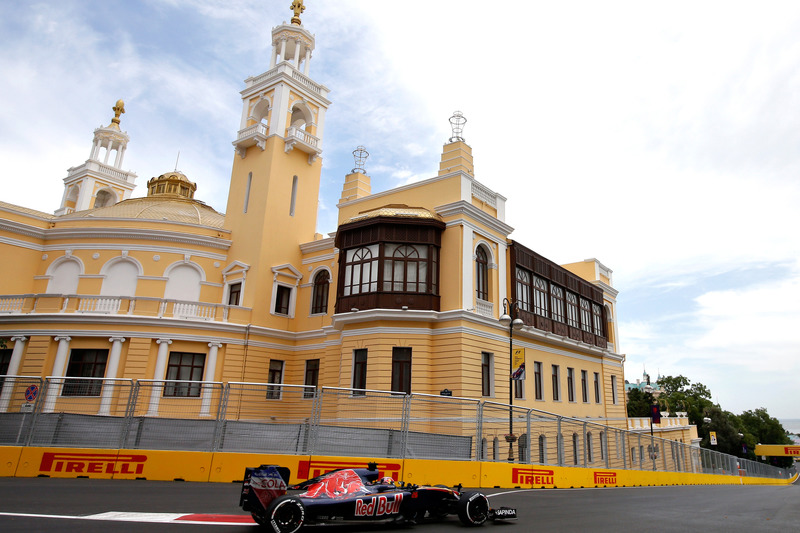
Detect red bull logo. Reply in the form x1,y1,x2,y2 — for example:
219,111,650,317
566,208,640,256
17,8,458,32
512,467,555,486
593,471,617,485
355,494,403,517
785,446,800,456
39,452,147,475
297,459,401,480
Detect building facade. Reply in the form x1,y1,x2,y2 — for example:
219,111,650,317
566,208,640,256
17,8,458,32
0,5,636,437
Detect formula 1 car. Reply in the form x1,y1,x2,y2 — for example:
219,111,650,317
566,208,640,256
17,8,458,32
239,463,517,532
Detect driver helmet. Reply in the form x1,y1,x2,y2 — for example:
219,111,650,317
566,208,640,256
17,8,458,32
379,476,395,485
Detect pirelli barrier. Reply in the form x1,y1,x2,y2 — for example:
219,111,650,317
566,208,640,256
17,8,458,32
1,446,796,487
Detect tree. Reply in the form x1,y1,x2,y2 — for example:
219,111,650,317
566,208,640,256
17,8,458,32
626,388,656,418
738,408,794,468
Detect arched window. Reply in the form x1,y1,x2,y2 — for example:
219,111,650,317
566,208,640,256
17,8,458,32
493,436,500,461
383,244,428,292
586,432,593,463
538,435,547,464
343,245,378,296
311,270,330,314
93,189,116,208
100,259,139,297
164,264,202,302
516,268,532,312
572,433,580,465
599,431,606,461
289,175,298,216
47,259,81,294
518,433,528,462
475,246,488,300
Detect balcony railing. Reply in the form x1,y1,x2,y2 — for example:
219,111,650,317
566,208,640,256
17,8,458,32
0,294,250,324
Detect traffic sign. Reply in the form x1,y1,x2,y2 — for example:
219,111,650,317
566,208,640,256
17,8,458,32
24,385,38,402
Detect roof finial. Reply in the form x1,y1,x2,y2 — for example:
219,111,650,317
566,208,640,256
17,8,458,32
290,0,305,25
110,99,125,127
352,145,369,174
448,111,466,142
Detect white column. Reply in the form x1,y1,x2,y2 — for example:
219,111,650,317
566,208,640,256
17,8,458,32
0,336,27,413
292,40,301,65
462,225,473,310
278,38,287,63
498,240,508,309
43,335,71,413
90,139,100,160
269,42,278,68
146,339,172,417
303,49,311,76
118,145,126,168
76,177,96,211
103,139,112,164
113,145,123,168
98,337,125,416
200,342,222,417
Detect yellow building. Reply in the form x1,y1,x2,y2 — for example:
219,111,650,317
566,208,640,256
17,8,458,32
0,4,672,451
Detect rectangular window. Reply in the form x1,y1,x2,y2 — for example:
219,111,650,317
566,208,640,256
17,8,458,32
566,291,579,328
550,285,565,323
274,285,292,315
391,347,412,394
552,365,560,401
227,282,242,306
533,361,543,400
611,375,618,404
266,359,284,400
594,372,601,403
567,368,575,402
304,359,320,399
533,276,549,317
481,352,493,397
63,349,108,396
352,349,368,395
514,379,524,399
0,349,11,395
581,370,588,403
164,352,205,397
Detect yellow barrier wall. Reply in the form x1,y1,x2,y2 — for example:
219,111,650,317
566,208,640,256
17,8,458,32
754,444,800,457
0,446,22,477
4,446,795,488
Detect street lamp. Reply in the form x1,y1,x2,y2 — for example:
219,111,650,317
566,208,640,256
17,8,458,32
499,297,524,461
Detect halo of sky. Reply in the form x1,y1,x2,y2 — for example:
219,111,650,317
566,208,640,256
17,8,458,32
1,1,798,418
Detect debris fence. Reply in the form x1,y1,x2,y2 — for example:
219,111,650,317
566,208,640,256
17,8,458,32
0,376,789,480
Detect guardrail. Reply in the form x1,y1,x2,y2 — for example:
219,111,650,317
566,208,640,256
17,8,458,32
0,375,790,480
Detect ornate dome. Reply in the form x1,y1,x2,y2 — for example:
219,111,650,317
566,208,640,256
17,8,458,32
346,204,443,223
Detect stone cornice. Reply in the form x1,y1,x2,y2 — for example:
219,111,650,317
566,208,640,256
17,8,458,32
435,200,514,237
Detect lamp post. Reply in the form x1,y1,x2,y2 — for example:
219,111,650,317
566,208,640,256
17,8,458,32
499,297,523,461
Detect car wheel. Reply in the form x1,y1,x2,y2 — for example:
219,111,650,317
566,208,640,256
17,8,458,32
251,509,268,526
265,495,305,533
457,491,489,526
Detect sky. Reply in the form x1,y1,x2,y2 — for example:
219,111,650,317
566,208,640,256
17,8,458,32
1,1,799,418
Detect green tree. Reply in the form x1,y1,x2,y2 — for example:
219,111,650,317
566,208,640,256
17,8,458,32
738,408,794,468
626,388,656,418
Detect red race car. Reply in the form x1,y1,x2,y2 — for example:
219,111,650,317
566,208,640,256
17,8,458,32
239,463,517,532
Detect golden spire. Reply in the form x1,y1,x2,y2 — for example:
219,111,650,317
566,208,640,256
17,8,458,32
110,99,125,127
290,0,305,25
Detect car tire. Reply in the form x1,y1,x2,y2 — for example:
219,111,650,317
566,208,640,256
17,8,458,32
264,495,305,533
457,491,489,526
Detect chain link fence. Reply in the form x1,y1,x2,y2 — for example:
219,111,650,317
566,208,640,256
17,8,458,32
0,375,790,480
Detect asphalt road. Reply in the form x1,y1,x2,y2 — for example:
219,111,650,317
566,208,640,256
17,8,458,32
0,477,798,532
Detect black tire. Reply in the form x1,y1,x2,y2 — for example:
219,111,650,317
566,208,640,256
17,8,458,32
264,495,305,533
251,509,267,526
457,491,489,526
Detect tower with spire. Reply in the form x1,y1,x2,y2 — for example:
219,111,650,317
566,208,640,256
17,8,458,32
224,0,331,320
55,99,138,215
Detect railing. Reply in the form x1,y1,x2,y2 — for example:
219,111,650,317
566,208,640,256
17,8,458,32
237,122,267,140
245,64,323,95
475,299,493,318
0,294,247,324
0,376,790,480
286,126,320,148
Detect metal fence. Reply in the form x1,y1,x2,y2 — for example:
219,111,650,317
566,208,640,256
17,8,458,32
0,375,790,480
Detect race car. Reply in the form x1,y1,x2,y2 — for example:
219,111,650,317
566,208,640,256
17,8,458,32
239,463,517,532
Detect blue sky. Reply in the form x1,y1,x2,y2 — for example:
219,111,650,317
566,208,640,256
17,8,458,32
2,1,799,418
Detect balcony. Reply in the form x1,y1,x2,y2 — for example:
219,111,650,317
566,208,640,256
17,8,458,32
0,294,252,324
233,122,268,158
284,126,322,163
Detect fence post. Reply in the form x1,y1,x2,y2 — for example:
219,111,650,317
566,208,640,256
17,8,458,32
557,416,564,466
400,394,411,459
476,402,484,461
211,383,229,452
525,409,532,464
